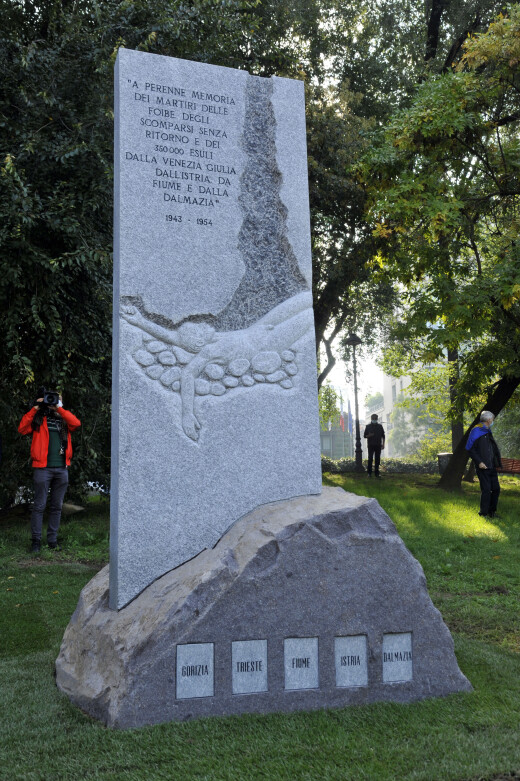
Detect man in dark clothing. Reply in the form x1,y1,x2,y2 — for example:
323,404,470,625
363,414,385,478
465,410,502,518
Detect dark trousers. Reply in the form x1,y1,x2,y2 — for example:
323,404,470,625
476,467,500,516
367,445,382,476
31,467,69,544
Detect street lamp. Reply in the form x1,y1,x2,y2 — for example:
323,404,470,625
344,332,364,473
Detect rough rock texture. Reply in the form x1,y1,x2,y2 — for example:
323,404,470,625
56,487,472,728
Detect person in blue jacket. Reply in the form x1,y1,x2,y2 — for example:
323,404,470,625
465,411,502,518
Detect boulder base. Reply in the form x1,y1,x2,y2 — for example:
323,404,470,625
56,487,471,728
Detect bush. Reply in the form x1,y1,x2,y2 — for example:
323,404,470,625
321,456,438,474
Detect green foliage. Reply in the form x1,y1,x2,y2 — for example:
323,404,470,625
365,391,383,409
364,5,520,449
493,388,520,457
314,0,504,382
0,0,260,506
385,366,453,459
306,81,395,381
318,382,339,430
387,398,426,458
321,455,438,474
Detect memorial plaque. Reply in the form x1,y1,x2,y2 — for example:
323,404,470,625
176,642,214,699
57,490,473,726
284,637,319,690
335,635,368,688
232,639,268,695
111,48,322,609
382,633,413,683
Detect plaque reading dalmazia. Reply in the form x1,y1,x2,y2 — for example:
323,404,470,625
111,49,322,609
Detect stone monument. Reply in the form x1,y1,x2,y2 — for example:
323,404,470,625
56,488,472,727
55,49,472,725
110,48,322,610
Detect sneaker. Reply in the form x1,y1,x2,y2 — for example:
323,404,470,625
375,474,381,479
367,473,372,478
489,512,501,519
31,540,41,553
48,541,60,550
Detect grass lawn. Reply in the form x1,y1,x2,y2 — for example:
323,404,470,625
0,475,519,781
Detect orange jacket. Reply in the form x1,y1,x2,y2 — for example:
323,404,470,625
18,407,81,467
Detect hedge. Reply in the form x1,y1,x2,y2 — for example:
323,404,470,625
321,456,438,475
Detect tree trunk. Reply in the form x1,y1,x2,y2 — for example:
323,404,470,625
448,347,464,451
462,460,476,483
425,0,448,62
438,374,520,490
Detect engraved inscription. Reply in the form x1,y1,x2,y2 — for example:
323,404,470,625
383,651,412,663
181,664,209,676
232,640,268,695
122,75,240,224
341,655,361,666
236,660,263,672
335,636,368,688
176,643,214,699
120,70,313,443
382,633,413,683
284,638,319,690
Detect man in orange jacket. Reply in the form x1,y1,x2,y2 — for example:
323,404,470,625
18,388,81,552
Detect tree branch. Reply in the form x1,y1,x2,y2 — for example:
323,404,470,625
425,0,448,63
496,111,520,127
317,318,346,388
442,10,481,71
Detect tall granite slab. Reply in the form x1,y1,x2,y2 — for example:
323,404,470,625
55,488,472,727
112,49,321,608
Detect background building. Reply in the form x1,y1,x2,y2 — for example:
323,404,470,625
320,424,352,460
365,374,430,457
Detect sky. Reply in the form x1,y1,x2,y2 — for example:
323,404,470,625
324,351,384,416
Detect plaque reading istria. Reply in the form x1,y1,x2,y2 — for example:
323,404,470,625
111,49,321,609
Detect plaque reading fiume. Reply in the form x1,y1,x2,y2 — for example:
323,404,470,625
111,49,322,609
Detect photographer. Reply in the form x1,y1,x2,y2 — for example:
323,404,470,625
18,387,81,552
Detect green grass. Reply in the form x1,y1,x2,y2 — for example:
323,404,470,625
0,476,519,780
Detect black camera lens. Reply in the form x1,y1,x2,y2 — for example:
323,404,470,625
43,391,60,406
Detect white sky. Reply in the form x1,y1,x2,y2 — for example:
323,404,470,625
323,352,384,414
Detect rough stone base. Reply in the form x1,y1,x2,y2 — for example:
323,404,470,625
55,487,472,728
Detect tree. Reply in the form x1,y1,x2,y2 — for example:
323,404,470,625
0,0,396,504
364,6,520,488
307,0,506,383
365,391,383,409
383,362,475,460
318,382,340,431
0,0,260,506
493,389,520,457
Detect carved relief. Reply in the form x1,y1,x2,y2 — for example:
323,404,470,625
121,292,312,441
120,73,314,443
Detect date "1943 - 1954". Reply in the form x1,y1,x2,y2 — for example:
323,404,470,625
166,215,212,225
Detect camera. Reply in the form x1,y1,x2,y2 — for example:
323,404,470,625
33,389,60,408
43,390,60,406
